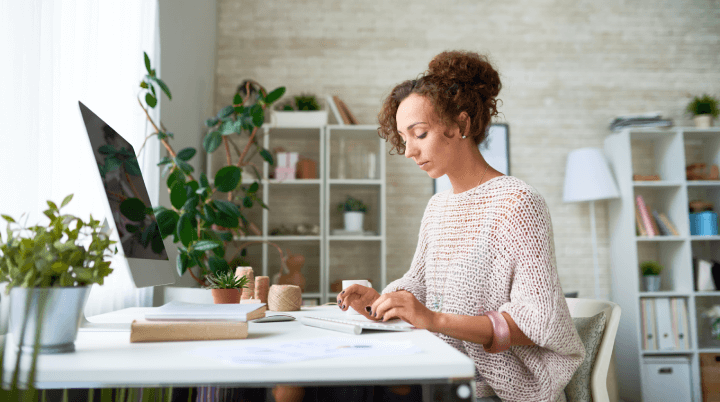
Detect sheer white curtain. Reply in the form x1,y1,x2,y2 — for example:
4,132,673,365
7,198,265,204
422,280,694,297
0,0,162,316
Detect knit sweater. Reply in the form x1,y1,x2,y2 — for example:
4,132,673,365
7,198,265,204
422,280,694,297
383,176,585,402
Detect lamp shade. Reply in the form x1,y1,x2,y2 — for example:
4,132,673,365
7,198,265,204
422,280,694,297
563,147,620,203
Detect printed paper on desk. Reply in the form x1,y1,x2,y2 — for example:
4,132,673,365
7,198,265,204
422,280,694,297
190,336,422,365
145,301,266,322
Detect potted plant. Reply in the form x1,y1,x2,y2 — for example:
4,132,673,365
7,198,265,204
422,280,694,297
686,94,719,128
204,269,249,304
337,196,368,233
0,194,116,353
270,93,328,127
640,260,663,291
135,54,290,290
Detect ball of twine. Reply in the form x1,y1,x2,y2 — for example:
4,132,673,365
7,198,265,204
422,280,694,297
255,276,270,303
235,266,254,300
268,285,301,311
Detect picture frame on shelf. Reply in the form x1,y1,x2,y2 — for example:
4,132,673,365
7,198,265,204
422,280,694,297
434,123,510,194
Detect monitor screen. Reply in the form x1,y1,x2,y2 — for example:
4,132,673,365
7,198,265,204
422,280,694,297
78,101,168,261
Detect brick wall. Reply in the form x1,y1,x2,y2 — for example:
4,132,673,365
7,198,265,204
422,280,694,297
214,0,720,300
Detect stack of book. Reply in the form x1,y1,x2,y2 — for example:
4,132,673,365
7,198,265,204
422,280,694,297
641,297,690,351
609,112,673,131
130,301,266,342
635,195,679,237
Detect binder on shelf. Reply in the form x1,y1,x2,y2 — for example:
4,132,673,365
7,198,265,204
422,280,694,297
636,207,648,236
654,297,676,350
642,298,657,350
635,195,656,237
641,299,649,349
676,298,690,350
670,298,680,347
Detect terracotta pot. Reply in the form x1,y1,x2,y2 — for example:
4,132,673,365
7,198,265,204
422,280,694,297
211,288,241,304
278,253,306,292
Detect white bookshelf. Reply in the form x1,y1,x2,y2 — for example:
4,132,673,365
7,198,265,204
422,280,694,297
605,127,720,402
208,124,386,304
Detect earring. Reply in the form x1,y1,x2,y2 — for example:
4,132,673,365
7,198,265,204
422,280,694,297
461,135,467,139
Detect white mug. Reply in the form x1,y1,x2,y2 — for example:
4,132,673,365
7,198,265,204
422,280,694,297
342,279,372,315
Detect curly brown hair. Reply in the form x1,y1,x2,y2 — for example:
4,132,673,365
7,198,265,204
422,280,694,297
377,50,502,155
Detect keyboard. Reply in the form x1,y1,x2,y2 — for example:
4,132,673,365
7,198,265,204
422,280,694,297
300,316,413,335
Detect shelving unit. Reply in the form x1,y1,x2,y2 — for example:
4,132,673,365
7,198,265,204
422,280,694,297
207,124,386,305
605,127,720,402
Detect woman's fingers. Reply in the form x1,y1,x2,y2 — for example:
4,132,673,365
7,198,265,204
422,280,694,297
382,307,401,322
372,296,397,320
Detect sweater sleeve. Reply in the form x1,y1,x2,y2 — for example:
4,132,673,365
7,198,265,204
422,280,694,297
496,188,585,396
381,198,435,304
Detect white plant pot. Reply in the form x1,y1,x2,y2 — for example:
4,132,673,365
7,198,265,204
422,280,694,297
270,110,328,127
694,114,714,128
343,212,364,232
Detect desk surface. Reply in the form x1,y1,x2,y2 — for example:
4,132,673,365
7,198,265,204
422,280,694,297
3,306,475,389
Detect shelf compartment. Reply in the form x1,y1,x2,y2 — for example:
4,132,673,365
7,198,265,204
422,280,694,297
328,128,381,180
630,130,684,182
684,130,720,178
634,185,688,237
691,241,720,292
267,127,322,180
267,240,321,294
266,183,321,236
329,184,382,236
636,241,692,292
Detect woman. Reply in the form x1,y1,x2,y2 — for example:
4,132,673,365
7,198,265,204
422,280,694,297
338,50,585,402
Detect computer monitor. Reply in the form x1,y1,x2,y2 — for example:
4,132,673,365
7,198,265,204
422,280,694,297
78,101,176,290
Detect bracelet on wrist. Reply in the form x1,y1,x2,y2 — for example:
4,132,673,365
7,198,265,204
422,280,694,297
484,311,511,353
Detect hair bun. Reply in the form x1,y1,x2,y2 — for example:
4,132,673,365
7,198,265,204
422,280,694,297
427,50,501,99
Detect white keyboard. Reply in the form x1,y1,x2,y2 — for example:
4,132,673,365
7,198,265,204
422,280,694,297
300,316,413,335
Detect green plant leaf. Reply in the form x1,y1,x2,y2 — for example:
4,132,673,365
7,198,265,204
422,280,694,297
177,253,188,276
157,156,173,166
150,76,172,100
242,196,253,208
200,172,210,189
213,200,240,217
170,182,187,210
177,212,194,247
214,211,238,229
120,198,147,222
259,148,274,165
156,209,179,238
233,93,242,105
176,147,196,161
140,81,148,89
144,52,151,74
214,166,242,192
219,120,236,135
217,105,234,119
145,93,157,108
176,159,194,175
166,168,185,189
208,255,229,274
265,87,286,104
194,240,221,251
205,117,219,127
60,194,74,208
251,104,264,127
203,131,222,153
1,214,15,223
46,200,58,211
247,182,259,194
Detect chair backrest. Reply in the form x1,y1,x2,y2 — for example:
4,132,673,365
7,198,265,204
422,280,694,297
565,298,622,402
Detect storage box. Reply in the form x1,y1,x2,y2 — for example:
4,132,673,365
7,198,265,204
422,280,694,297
701,353,720,402
642,356,693,401
690,211,718,236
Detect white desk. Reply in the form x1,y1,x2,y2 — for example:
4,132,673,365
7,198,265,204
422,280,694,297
2,306,475,393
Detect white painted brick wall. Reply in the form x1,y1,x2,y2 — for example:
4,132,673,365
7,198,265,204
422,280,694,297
214,0,720,301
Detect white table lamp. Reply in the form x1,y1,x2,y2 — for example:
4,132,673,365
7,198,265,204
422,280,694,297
563,147,620,299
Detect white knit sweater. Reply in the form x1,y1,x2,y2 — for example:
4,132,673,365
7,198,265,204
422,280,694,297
383,176,585,402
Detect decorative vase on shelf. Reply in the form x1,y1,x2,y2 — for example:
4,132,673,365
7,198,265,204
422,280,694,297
694,114,714,128
278,252,306,292
211,289,241,304
643,275,661,292
343,212,364,232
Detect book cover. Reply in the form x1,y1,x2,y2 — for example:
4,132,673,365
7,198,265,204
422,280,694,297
636,207,648,236
658,213,680,236
144,301,267,322
635,195,656,237
332,96,352,124
654,297,676,350
652,210,670,236
325,95,345,126
130,320,248,343
335,96,358,124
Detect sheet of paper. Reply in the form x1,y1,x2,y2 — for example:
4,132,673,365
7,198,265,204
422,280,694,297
190,336,422,365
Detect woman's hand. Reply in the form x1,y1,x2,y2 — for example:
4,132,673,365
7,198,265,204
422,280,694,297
369,290,437,330
336,284,381,319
